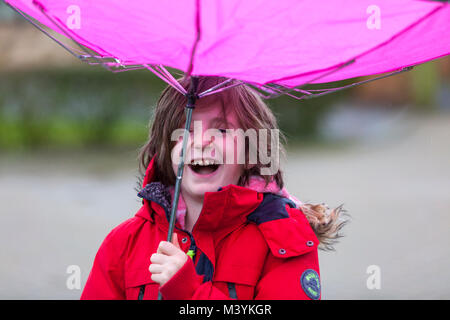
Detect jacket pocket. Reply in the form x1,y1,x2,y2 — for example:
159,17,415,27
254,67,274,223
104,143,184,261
213,264,262,300
212,224,270,299
211,279,256,300
125,268,159,300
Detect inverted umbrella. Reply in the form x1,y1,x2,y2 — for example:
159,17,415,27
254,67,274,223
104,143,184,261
4,0,449,298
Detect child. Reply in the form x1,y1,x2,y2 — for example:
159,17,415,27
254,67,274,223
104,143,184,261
80,76,347,300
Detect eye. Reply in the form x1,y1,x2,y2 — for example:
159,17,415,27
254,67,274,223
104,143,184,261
218,128,227,133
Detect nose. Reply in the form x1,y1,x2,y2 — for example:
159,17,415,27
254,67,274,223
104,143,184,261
192,125,213,150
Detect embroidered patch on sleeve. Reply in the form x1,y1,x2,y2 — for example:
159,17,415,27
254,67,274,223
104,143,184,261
300,269,321,300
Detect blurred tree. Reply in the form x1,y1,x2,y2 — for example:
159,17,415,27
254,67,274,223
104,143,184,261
410,61,439,110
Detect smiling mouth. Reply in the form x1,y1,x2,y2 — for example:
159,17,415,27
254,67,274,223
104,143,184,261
188,159,221,175
189,163,220,175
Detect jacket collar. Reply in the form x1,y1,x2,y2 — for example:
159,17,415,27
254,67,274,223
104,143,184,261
136,154,267,236
137,171,263,236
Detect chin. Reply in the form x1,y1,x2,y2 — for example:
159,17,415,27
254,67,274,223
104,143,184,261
199,182,222,194
184,183,220,199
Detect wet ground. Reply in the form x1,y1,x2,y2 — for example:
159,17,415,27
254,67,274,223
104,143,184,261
0,112,449,299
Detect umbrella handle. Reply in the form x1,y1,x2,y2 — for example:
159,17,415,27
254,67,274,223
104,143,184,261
157,76,199,300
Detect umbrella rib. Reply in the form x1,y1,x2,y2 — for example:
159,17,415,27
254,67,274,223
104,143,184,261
244,84,274,99
199,81,245,98
5,3,86,61
265,84,313,98
31,2,115,72
245,59,357,100
247,64,413,101
269,59,357,98
145,64,188,95
155,65,188,95
6,2,180,80
298,66,414,100
274,66,414,101
9,2,120,71
153,65,188,95
198,78,233,97
245,82,313,99
246,84,285,99
198,78,246,98
300,59,357,87
148,65,175,83
109,65,147,73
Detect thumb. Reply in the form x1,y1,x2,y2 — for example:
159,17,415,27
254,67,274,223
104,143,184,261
171,233,181,249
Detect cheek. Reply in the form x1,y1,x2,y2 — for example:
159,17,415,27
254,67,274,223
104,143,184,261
226,163,245,185
222,134,246,164
170,140,183,173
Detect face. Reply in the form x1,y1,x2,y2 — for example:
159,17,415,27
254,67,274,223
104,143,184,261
171,98,245,202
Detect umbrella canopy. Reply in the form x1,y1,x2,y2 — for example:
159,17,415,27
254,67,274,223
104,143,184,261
4,0,449,98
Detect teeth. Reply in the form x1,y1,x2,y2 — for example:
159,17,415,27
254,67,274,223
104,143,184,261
190,159,216,166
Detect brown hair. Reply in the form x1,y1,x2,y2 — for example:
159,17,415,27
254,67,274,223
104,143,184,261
136,76,348,250
136,76,286,189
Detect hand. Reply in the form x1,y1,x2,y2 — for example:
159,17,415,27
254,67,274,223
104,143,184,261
149,233,188,286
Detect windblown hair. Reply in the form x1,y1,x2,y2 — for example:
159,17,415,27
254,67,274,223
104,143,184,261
300,203,349,251
136,76,349,250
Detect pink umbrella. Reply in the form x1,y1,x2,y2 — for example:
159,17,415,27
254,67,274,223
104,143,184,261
4,0,449,298
4,0,449,98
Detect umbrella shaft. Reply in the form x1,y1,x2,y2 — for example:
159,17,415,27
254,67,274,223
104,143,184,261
158,76,198,300
167,106,193,242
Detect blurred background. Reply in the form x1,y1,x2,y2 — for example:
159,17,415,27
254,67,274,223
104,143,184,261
0,2,449,299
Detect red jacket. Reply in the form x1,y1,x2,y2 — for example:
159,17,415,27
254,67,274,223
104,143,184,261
81,155,321,300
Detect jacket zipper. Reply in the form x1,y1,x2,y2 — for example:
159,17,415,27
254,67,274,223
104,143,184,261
138,285,145,300
227,282,238,299
137,229,197,300
138,199,204,300
176,225,197,261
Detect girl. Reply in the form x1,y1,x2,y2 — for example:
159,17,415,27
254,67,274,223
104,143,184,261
80,76,347,300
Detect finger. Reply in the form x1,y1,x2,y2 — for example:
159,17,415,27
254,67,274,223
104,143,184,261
150,253,167,264
157,241,180,256
148,263,164,274
151,273,168,286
